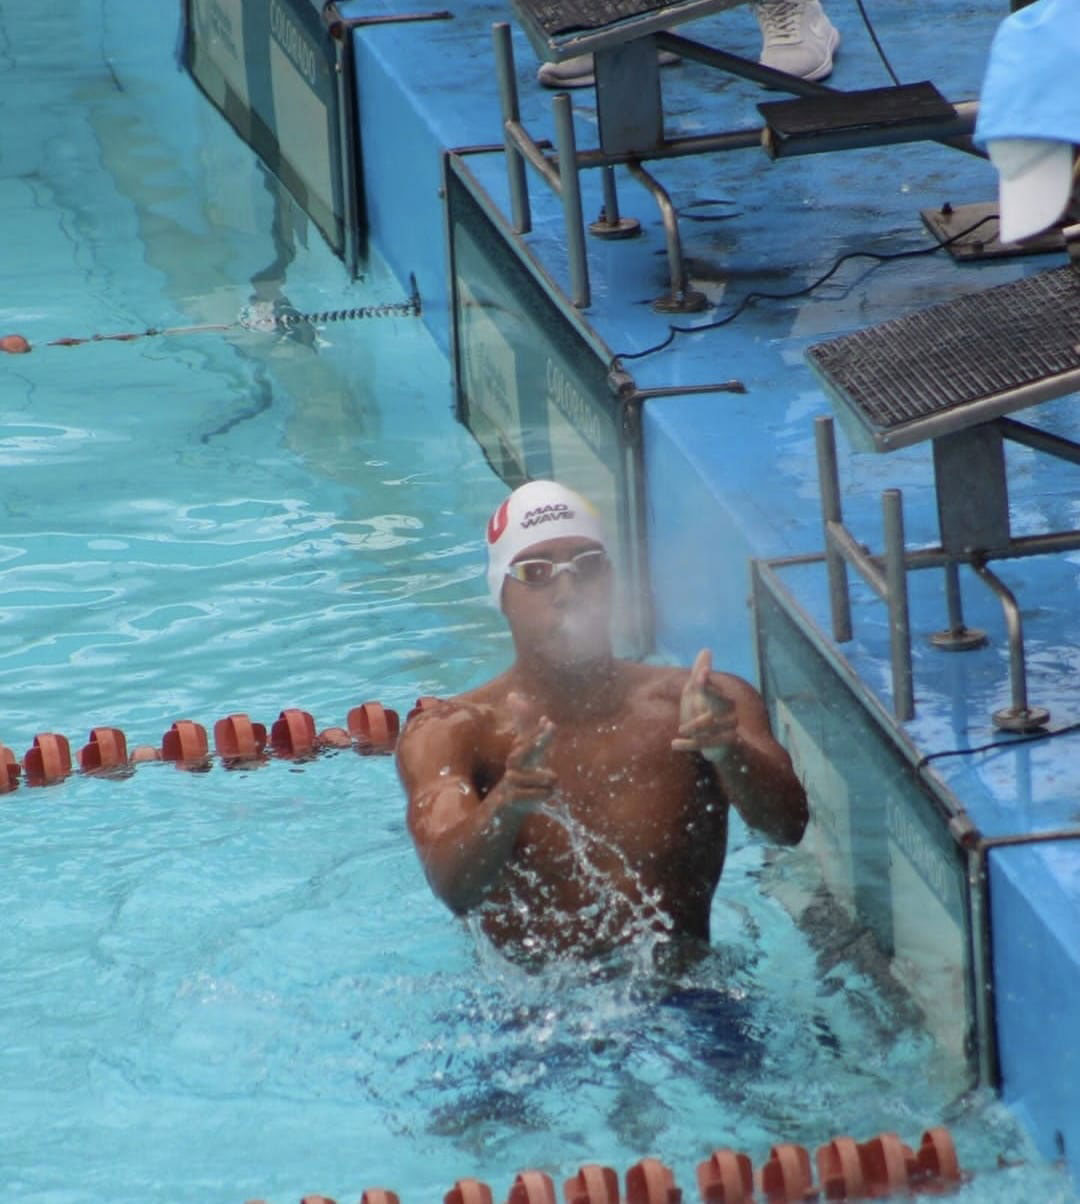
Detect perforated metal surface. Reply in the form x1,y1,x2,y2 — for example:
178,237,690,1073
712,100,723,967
807,265,1080,450
510,0,744,54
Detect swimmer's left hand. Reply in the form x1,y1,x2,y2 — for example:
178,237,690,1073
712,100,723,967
672,648,738,764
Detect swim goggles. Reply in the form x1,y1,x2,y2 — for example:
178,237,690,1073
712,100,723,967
505,548,610,587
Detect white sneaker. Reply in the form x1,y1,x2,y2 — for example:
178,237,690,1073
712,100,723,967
753,0,840,81
537,44,681,89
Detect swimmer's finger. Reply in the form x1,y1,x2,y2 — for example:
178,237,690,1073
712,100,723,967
516,717,555,770
678,711,736,739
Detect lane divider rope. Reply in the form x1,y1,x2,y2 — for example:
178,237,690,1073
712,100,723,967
0,696,443,791
244,1126,965,1204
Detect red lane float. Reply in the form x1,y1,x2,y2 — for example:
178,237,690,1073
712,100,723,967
406,694,442,724
697,1150,754,1204
626,1158,680,1204
77,726,128,773
0,333,31,354
446,1178,494,1204
509,1171,557,1204
565,1165,620,1204
816,1135,866,1200
162,720,210,767
1,744,19,793
857,1132,915,1197
914,1125,961,1190
760,1143,815,1203
347,701,400,754
361,1190,402,1204
270,708,317,758
214,713,268,764
23,732,72,785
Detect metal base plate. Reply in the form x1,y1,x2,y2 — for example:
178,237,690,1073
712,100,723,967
653,288,708,313
589,215,642,239
993,705,1051,733
930,626,988,651
921,201,1066,261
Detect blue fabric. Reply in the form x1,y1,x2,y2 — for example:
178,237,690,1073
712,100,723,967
975,0,1080,147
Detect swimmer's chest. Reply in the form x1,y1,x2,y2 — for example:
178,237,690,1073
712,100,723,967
532,702,715,849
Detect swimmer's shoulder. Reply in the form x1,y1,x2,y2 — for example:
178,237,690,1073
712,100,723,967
397,674,512,755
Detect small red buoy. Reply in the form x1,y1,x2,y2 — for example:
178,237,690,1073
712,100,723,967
23,732,72,785
564,1166,619,1204
914,1126,961,1188
161,719,210,768
444,1180,492,1204
508,1171,556,1204
816,1136,865,1201
406,695,441,723
130,745,162,764
360,1190,401,1204
269,708,317,758
697,1150,754,1204
77,726,128,773
0,334,31,354
626,1158,680,1204
0,744,20,794
214,713,268,764
759,1144,814,1203
347,701,400,754
857,1133,915,1198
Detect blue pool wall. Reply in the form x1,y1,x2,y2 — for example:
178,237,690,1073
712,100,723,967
239,0,1080,1183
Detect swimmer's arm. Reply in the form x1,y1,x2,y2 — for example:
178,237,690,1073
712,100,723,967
396,707,555,913
674,651,808,846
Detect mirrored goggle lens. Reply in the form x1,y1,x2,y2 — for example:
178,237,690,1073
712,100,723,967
507,549,608,586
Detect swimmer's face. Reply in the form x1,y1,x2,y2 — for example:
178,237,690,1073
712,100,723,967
502,535,613,667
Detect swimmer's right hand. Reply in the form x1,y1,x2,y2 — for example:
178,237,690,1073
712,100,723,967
497,693,557,811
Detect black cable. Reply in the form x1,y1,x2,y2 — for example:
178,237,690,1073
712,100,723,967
854,0,902,88
916,721,1080,771
612,213,998,364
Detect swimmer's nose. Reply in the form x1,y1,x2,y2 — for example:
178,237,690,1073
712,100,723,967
549,567,577,605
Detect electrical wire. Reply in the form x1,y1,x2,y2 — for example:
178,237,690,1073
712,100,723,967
612,213,999,365
916,721,1080,771
854,0,902,88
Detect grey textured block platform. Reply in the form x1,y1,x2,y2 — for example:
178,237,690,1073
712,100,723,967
807,265,1080,451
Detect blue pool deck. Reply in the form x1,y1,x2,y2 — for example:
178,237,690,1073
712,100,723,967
189,0,1080,1185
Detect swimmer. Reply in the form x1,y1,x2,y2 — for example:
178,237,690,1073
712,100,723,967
396,480,808,962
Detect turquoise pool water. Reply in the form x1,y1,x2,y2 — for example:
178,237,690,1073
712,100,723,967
0,4,1076,1201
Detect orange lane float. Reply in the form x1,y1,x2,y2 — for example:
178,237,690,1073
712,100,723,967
508,1173,557,1204
565,1165,620,1204
23,732,72,786
816,1136,866,1200
760,1144,816,1203
0,333,31,354
77,726,129,774
626,1159,680,1204
162,719,211,768
348,701,400,754
446,1179,494,1204
1,744,19,793
698,1150,755,1204
214,713,268,764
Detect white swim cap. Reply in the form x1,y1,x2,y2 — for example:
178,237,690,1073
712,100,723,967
485,479,607,606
